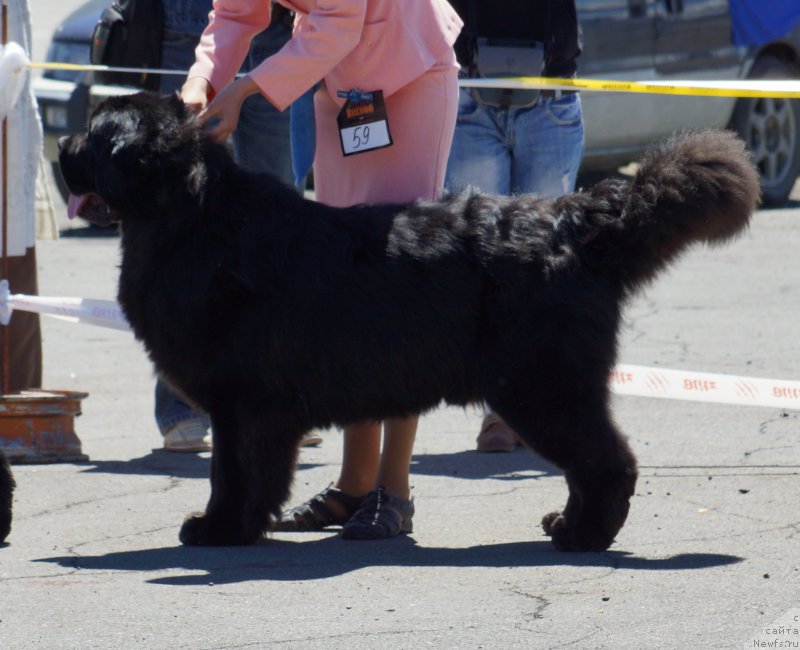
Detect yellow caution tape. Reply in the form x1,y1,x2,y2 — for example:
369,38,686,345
28,62,800,99
27,61,186,76
460,75,800,99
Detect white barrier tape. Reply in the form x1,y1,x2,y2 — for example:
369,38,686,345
611,364,800,411
0,282,131,332
2,285,797,410
0,42,30,120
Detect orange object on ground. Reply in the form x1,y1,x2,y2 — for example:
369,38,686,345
0,390,89,463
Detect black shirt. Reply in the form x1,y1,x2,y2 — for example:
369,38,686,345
448,0,582,78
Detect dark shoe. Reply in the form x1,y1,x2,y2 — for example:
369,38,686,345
476,413,521,453
341,487,414,540
273,484,364,531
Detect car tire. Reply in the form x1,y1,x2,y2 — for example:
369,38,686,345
731,55,800,206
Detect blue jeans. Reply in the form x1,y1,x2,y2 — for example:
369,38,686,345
445,89,585,197
159,12,293,181
446,89,584,428
155,4,293,434
290,87,316,190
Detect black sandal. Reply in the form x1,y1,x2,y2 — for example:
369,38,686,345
273,484,365,531
341,487,414,540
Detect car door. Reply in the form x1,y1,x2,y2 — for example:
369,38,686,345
652,0,744,132
577,0,659,163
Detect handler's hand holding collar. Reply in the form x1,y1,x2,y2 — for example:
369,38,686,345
181,76,260,144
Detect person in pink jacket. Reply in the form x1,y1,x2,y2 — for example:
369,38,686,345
181,0,463,539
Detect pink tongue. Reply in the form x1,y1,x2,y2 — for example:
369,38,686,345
67,194,87,220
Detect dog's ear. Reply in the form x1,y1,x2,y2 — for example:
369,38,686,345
107,95,199,169
90,93,210,212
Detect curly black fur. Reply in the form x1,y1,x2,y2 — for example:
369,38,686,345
0,449,14,543
58,92,760,551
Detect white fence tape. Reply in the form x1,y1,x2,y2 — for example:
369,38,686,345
0,281,130,332
0,42,29,120
611,364,800,411
2,283,797,411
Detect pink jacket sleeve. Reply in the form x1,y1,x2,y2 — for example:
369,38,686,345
189,1,371,111
188,0,272,97
251,2,370,111
189,1,462,112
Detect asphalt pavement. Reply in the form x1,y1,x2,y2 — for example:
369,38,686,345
0,169,798,649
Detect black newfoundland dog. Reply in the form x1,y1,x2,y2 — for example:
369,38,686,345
58,93,759,551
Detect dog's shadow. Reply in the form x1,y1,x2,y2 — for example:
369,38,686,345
80,450,329,479
36,536,742,585
79,452,211,479
411,448,561,481
79,447,556,481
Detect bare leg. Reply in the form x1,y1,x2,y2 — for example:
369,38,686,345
374,415,418,498
337,416,417,498
276,416,418,532
338,415,419,540
335,420,382,497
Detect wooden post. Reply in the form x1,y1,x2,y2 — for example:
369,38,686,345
0,1,89,463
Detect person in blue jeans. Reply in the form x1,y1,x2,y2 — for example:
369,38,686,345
155,1,319,451
446,0,585,452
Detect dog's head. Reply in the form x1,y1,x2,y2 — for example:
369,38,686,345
58,92,205,227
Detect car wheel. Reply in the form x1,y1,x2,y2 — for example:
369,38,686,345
731,55,800,206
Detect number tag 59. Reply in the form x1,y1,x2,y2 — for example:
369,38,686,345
336,89,393,157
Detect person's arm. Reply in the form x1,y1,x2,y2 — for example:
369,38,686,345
249,0,368,111
191,75,260,142
185,0,272,103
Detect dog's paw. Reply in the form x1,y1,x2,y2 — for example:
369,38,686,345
541,511,563,536
541,511,581,551
541,511,615,552
179,512,258,546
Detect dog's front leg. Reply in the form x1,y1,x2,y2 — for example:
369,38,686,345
179,409,251,546
179,408,300,546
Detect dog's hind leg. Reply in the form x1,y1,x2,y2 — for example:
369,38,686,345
488,377,638,552
179,407,299,546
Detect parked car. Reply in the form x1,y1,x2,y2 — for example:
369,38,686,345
34,0,800,204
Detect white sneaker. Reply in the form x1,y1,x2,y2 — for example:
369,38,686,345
163,419,211,453
300,430,323,447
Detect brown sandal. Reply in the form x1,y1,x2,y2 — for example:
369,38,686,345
273,484,364,531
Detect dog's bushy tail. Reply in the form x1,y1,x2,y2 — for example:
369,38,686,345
578,129,760,291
